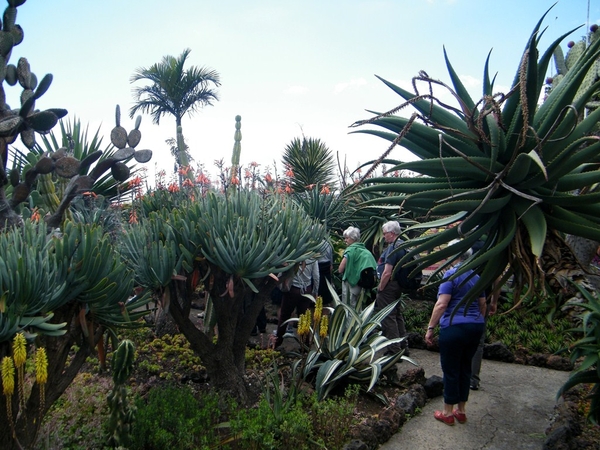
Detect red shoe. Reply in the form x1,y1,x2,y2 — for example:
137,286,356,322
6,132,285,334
452,409,467,424
434,410,455,426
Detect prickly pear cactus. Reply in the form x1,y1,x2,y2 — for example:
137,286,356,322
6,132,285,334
0,0,68,229
0,0,154,231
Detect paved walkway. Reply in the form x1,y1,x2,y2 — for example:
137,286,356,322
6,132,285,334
381,348,570,450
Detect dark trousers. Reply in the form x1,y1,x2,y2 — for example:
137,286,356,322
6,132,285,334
470,320,487,387
275,286,313,347
318,262,333,305
254,306,267,333
374,280,407,353
439,323,485,405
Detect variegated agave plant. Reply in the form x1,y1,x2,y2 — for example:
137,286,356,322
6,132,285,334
350,8,600,307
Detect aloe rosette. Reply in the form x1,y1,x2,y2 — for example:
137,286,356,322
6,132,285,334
350,8,600,307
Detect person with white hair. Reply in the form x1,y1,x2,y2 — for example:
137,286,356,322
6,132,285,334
425,242,486,426
375,220,410,356
338,226,377,308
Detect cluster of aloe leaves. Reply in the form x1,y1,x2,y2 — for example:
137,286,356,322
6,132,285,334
351,6,600,308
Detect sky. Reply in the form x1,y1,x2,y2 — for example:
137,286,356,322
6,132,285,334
7,0,598,185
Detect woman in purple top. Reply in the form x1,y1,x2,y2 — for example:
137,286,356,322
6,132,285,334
425,243,486,426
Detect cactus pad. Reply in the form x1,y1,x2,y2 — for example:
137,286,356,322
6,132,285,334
20,127,34,148
33,156,54,175
79,150,102,173
111,162,130,182
134,149,152,163
16,57,30,88
27,110,58,133
110,126,127,148
113,147,135,161
127,129,141,148
11,183,29,204
54,156,80,178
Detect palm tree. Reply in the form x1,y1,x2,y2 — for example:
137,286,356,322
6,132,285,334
130,49,220,168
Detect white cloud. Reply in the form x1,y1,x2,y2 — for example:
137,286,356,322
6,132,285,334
333,78,368,94
284,85,309,96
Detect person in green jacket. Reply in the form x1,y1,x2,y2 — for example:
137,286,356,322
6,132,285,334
338,226,377,308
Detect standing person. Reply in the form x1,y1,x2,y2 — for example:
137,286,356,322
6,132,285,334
375,220,409,355
425,244,486,426
470,280,500,390
274,258,320,348
317,238,334,305
338,226,377,308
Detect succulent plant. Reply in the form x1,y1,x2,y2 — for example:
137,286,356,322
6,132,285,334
350,7,600,309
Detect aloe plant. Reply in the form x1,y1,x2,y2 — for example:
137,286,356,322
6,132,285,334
350,7,600,309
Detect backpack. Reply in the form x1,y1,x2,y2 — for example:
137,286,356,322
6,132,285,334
394,248,423,290
356,267,377,289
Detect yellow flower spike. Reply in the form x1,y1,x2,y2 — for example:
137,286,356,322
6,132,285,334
314,296,323,325
319,315,329,339
12,332,27,412
298,313,306,338
299,310,311,337
2,356,16,438
35,347,48,414
35,347,48,385
12,333,26,368
1,356,15,396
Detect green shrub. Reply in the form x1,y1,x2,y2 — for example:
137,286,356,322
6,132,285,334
131,384,221,450
230,394,314,450
309,384,359,449
39,372,112,450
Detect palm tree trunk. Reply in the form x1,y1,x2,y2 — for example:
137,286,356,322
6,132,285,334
175,120,189,168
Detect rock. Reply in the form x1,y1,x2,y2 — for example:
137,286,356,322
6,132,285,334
373,419,394,444
423,375,444,399
546,355,573,371
350,419,379,449
543,425,576,450
483,341,515,362
398,367,425,386
395,384,427,416
395,391,419,416
379,406,404,431
407,331,427,349
342,440,369,450
408,383,428,408
528,353,549,368
544,400,582,449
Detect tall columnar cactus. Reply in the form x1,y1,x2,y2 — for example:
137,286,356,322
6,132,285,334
106,339,136,448
550,24,600,109
229,114,242,190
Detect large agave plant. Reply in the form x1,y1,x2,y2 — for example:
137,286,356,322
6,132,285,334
350,8,600,307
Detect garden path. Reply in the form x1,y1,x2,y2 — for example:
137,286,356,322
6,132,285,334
381,348,569,449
